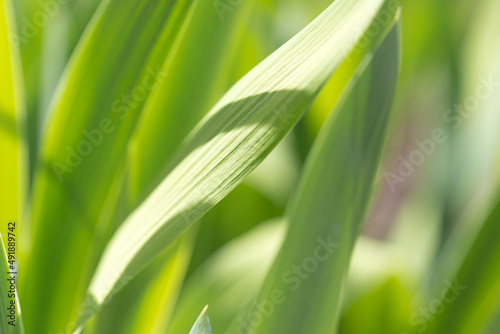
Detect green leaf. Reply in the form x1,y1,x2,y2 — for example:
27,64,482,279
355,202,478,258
92,1,259,331
0,0,25,247
127,0,256,205
483,311,500,334
91,234,196,334
339,278,411,334
189,306,212,334
428,198,500,334
23,0,199,332
0,2,24,333
167,220,284,334
78,0,394,327
14,0,102,176
248,18,400,334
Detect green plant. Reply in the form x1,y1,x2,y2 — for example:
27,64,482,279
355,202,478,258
1,0,500,333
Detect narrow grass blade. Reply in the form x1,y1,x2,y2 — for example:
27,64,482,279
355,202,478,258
78,0,393,328
249,19,400,334
189,306,212,334
14,0,102,176
0,0,25,248
0,7,26,333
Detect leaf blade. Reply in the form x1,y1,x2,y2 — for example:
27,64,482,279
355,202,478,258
428,198,500,334
167,220,285,334
0,0,25,250
249,16,401,334
189,306,212,334
80,0,393,327
23,0,199,332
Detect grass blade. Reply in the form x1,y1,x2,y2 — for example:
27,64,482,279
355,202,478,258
23,0,199,332
339,278,411,333
428,198,500,334
0,3,25,332
0,0,25,249
78,0,392,327
91,235,195,334
249,18,400,334
189,306,212,334
13,0,102,176
128,0,255,204
167,220,284,334
92,2,258,331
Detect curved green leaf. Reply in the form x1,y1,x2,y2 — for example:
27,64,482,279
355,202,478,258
92,1,259,331
128,0,255,204
78,0,394,328
249,18,400,334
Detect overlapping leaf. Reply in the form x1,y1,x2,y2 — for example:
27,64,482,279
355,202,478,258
427,198,500,334
23,0,199,332
79,0,394,327
90,1,259,331
128,0,256,204
12,0,102,176
249,18,400,334
167,220,284,334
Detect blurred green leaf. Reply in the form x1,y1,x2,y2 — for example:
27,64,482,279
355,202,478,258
189,306,212,334
78,0,393,327
128,0,255,205
428,198,500,334
23,0,199,332
13,0,102,178
339,278,411,334
249,17,400,334
0,0,25,247
0,2,24,332
483,311,500,334
167,220,284,334
89,235,195,334
188,182,283,274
